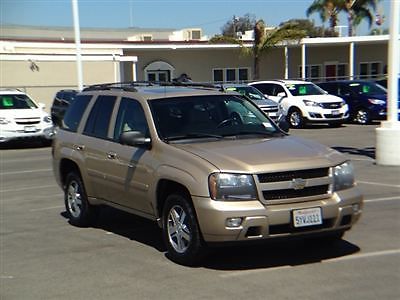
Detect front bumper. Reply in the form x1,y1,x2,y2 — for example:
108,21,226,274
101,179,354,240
304,105,349,122
193,186,363,243
0,125,55,143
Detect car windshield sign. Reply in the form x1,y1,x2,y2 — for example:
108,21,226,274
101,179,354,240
285,83,325,96
150,95,280,142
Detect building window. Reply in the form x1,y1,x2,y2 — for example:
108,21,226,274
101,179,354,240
338,64,346,79
298,64,321,81
212,68,250,83
359,62,381,79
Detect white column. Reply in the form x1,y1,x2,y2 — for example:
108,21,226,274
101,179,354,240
349,42,354,80
284,46,289,79
301,43,306,80
376,0,400,166
132,62,137,81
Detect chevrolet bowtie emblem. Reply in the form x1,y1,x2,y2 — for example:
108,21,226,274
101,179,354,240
291,178,307,190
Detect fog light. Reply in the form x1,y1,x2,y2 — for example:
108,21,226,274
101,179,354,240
226,217,243,228
352,204,360,213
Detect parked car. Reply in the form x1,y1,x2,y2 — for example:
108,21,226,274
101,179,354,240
51,89,78,126
248,80,349,128
221,84,283,122
0,89,54,144
52,82,363,266
317,80,389,124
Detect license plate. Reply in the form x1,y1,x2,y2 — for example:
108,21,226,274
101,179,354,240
292,207,322,228
24,126,37,132
331,110,340,115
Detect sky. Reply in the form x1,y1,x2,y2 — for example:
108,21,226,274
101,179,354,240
0,0,393,37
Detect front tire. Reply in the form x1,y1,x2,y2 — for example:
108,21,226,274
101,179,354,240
353,108,371,125
162,193,205,266
287,108,305,128
64,172,98,227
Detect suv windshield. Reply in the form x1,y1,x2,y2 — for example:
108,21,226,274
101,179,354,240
285,83,325,96
150,95,280,142
0,94,38,109
346,81,387,95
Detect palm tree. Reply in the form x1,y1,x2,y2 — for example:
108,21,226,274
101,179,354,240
242,20,306,79
341,0,380,36
306,0,341,33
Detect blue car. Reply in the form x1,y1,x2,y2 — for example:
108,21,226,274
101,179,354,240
317,80,388,124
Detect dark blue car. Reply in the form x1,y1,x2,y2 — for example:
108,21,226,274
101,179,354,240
317,80,388,124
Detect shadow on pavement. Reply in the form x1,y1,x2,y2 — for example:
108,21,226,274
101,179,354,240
0,139,52,149
332,146,375,159
202,238,360,270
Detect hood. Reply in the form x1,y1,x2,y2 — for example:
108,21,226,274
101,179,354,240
0,108,48,119
172,135,345,173
252,99,278,107
295,94,344,103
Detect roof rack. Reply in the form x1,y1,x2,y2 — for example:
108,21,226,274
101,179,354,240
82,81,223,92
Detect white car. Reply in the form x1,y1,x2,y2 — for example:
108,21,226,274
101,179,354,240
248,80,349,128
0,89,54,143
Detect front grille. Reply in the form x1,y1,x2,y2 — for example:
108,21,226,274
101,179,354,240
321,102,342,109
257,167,331,203
15,118,41,125
258,168,329,183
263,185,329,200
324,113,343,118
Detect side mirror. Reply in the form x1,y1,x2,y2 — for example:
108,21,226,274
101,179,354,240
120,131,151,148
277,117,290,133
277,92,286,98
39,103,46,110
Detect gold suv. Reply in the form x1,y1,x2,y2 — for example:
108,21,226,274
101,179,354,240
52,82,363,265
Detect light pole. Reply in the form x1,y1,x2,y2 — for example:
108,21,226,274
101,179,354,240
72,0,83,91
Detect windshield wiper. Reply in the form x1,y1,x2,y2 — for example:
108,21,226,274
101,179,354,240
163,132,224,142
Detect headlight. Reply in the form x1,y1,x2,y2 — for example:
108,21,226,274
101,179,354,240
332,161,355,191
43,115,52,123
0,117,11,125
209,173,257,201
368,98,386,105
303,100,322,107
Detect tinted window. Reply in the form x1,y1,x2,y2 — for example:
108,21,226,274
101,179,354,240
285,83,325,96
273,84,286,96
62,95,92,132
318,83,337,94
251,83,274,95
83,95,116,139
114,97,149,140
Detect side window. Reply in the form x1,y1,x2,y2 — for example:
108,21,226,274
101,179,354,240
62,95,92,132
273,84,286,96
252,84,272,95
83,95,116,139
114,97,149,141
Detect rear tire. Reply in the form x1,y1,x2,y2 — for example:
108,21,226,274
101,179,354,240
64,172,98,227
162,193,205,266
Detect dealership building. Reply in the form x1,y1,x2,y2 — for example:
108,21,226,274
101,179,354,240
0,25,389,108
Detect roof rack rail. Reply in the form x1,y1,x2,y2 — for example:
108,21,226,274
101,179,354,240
82,81,224,92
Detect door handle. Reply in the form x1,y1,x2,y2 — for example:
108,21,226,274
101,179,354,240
73,144,85,151
107,152,118,159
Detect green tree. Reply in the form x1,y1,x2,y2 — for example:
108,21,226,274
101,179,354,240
279,18,338,37
221,14,256,37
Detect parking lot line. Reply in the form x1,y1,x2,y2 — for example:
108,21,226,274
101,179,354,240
1,168,52,175
0,184,56,193
30,205,64,212
364,196,400,203
219,249,400,278
358,181,400,188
